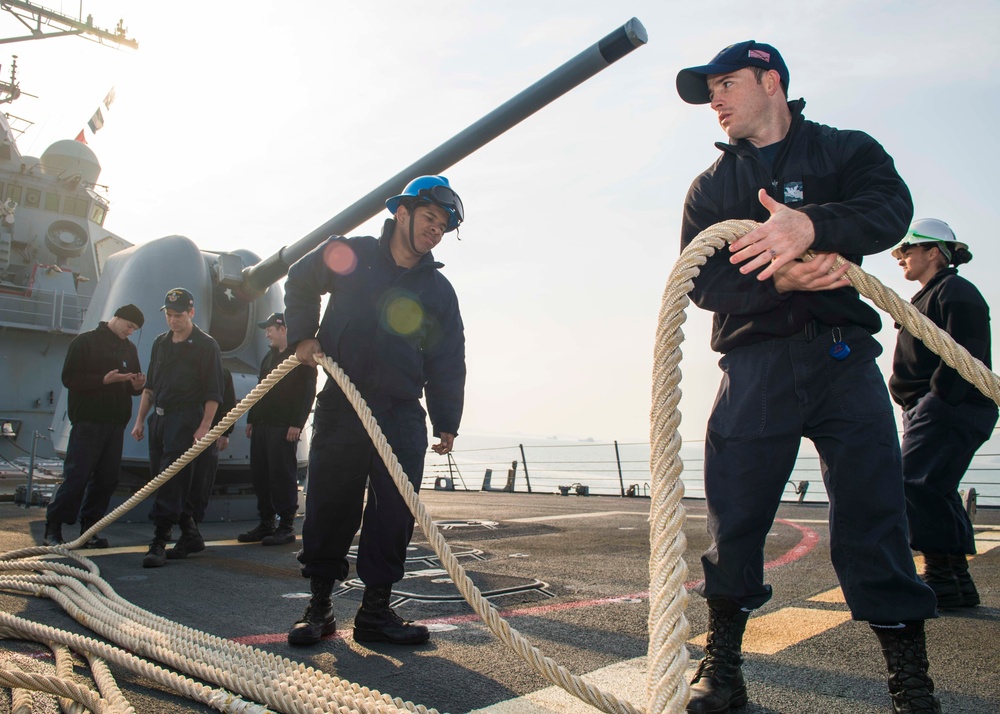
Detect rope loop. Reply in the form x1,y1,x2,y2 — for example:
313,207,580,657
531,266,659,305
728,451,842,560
7,217,993,714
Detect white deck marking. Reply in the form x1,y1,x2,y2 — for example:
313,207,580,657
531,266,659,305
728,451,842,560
508,511,650,523
469,656,649,713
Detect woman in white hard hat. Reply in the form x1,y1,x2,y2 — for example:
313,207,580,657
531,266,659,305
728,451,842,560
889,218,997,609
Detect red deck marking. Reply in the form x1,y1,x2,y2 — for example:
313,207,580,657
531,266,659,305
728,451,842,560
765,518,820,570
230,518,820,644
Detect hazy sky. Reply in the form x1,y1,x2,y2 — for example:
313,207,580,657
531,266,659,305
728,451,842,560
6,1,999,442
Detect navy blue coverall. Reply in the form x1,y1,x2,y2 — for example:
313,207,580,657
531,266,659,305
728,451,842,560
890,267,997,555
681,99,937,622
284,219,465,586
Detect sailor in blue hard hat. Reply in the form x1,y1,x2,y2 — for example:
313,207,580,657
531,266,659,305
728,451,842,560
282,174,468,648
384,175,464,263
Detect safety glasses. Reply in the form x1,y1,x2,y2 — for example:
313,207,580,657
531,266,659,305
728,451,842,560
418,185,464,224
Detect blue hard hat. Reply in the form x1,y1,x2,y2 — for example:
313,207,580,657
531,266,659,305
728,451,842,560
385,175,464,232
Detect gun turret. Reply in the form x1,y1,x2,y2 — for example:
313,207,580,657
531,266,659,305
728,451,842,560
238,18,647,300
40,19,647,513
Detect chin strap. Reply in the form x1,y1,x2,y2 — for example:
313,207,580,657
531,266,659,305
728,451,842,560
407,206,423,256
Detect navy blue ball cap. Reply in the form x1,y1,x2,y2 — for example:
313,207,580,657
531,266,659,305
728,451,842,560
160,287,194,312
676,40,789,105
256,312,285,329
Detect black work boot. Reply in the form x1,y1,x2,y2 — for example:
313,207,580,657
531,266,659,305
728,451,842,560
288,576,337,646
42,521,64,546
80,520,109,549
919,553,962,609
261,517,296,546
353,585,429,645
237,517,277,543
871,621,941,713
948,554,980,608
166,517,205,560
686,599,751,713
142,526,171,568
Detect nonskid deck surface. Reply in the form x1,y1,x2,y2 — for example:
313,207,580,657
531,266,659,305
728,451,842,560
0,492,997,713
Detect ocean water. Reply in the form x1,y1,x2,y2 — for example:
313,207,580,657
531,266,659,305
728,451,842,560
424,431,1000,508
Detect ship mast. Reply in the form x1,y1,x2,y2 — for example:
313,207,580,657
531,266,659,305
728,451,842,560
0,1,137,49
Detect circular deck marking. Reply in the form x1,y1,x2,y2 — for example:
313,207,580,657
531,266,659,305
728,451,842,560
425,623,458,632
433,519,500,530
347,543,487,567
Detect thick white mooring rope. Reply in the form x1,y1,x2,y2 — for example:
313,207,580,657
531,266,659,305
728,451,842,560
4,219,997,714
643,219,1000,714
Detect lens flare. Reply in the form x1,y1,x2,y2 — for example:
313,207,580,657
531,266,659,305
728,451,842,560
323,241,357,275
386,296,423,335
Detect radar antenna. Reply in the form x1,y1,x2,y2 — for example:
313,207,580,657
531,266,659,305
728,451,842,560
0,1,138,49
0,54,19,103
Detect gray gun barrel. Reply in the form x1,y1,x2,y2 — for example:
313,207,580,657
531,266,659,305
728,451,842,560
241,17,647,297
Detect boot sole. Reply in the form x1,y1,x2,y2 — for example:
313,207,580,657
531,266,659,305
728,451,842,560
353,628,430,646
287,620,337,646
261,537,296,546
142,557,165,568
685,686,748,713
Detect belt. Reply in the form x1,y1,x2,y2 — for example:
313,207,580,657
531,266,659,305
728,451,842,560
786,319,833,342
153,403,200,416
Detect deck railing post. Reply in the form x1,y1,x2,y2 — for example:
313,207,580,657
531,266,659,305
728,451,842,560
614,440,625,496
518,444,532,493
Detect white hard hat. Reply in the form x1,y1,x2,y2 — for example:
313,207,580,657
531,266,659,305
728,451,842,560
891,218,968,261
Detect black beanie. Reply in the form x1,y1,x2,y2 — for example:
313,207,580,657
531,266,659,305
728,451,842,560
114,303,145,328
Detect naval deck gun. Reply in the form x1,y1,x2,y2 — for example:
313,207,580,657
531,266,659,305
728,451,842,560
32,19,647,509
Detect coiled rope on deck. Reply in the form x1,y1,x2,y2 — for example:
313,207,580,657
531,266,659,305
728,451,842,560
1,358,440,714
1,351,646,714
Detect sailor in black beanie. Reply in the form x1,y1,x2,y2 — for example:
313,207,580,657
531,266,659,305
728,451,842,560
44,303,146,548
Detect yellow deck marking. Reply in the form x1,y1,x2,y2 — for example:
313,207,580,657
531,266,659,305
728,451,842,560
808,587,846,604
689,607,852,655
54,539,247,557
975,539,1000,554
809,535,995,604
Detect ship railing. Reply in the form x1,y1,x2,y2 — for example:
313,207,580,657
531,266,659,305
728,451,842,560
425,438,1000,508
0,287,89,332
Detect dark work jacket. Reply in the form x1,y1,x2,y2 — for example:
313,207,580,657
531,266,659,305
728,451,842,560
247,347,317,428
681,99,914,353
889,268,994,411
284,219,466,436
61,322,143,425
146,324,224,412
